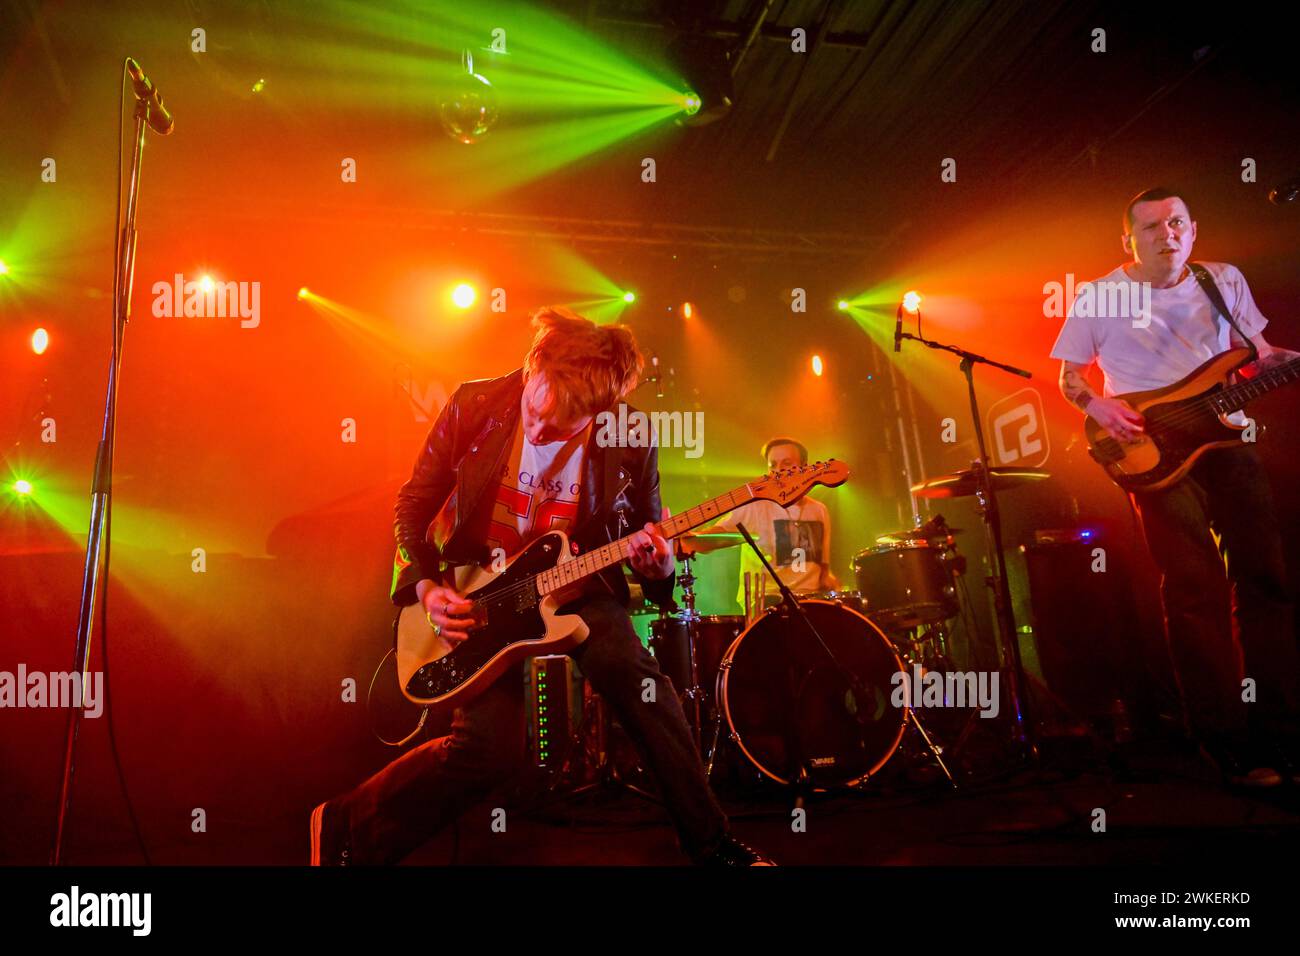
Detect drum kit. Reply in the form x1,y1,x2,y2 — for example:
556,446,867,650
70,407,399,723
540,463,1049,802
627,464,1050,794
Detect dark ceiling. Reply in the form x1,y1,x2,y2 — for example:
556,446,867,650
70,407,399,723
515,0,1300,240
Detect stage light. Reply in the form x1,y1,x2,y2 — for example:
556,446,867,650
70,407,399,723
681,301,694,319
297,287,310,300
902,290,922,314
200,275,215,293
251,78,266,93
31,328,49,355
13,479,33,496
622,291,636,304
452,283,477,308
811,355,824,376
667,35,734,127
836,299,849,311
0,260,9,276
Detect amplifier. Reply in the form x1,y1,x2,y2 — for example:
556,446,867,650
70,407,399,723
524,655,585,771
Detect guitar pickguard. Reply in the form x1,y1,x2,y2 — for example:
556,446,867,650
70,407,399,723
403,532,564,701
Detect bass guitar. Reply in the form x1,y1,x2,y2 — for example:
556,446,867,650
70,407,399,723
1085,347,1300,491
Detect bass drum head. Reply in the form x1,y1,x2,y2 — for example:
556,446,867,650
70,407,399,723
718,600,907,789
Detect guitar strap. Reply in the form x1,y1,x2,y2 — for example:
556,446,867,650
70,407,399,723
1188,261,1259,360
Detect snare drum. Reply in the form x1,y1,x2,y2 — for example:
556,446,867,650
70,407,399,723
649,615,745,699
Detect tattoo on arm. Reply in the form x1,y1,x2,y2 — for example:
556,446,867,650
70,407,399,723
1059,362,1097,413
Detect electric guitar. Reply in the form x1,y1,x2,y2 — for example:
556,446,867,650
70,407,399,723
1085,347,1300,492
394,459,850,718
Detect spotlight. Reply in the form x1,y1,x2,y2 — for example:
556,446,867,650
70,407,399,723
200,275,215,293
666,35,734,127
452,283,477,308
811,355,824,376
622,291,636,304
251,78,266,94
31,328,49,355
902,290,922,314
297,287,310,300
836,299,849,311
681,301,694,319
13,479,33,496
0,260,9,276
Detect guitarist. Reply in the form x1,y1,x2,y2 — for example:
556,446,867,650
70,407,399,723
312,306,773,865
1051,187,1300,788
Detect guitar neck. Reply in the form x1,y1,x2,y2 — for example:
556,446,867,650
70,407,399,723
535,483,755,597
1212,357,1300,414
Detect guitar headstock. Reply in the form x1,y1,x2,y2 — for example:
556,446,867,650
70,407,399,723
751,459,849,505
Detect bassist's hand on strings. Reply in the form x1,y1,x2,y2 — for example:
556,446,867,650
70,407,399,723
1088,396,1145,443
415,579,476,645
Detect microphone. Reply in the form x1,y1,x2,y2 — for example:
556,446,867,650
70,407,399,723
125,57,174,135
894,303,903,353
1268,174,1300,205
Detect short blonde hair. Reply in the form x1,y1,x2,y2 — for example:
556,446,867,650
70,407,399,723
523,306,644,421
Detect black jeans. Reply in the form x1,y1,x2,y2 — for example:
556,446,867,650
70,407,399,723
334,593,729,864
1131,444,1299,745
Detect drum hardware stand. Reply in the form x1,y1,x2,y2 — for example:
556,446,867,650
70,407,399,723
895,329,1038,762
882,628,960,789
673,551,709,757
533,687,664,811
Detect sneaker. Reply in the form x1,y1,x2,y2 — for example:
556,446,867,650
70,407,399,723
698,834,777,866
1264,741,1300,786
1201,744,1283,790
310,801,352,866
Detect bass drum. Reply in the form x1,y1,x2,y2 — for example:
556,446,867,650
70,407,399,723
717,600,908,789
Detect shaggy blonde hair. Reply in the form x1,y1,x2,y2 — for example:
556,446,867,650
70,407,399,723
523,306,644,421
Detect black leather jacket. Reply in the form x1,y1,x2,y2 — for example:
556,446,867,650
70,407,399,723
390,368,675,608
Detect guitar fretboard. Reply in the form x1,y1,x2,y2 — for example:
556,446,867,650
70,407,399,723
535,483,755,597
1209,357,1300,414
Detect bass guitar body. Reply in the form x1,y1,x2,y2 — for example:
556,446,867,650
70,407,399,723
1085,348,1250,493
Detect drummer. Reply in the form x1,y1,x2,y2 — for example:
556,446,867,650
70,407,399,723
702,437,840,610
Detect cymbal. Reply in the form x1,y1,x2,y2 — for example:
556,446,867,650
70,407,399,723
911,467,1050,499
876,527,964,544
674,532,746,558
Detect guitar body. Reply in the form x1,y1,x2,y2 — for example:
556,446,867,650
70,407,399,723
388,458,851,723
395,530,589,718
1085,348,1249,492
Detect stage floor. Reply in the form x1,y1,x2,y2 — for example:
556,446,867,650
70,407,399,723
23,739,1300,867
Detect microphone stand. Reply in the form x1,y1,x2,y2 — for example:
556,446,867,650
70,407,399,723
895,329,1038,762
51,90,152,865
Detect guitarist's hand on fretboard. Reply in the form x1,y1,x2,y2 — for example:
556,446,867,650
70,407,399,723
628,521,674,580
